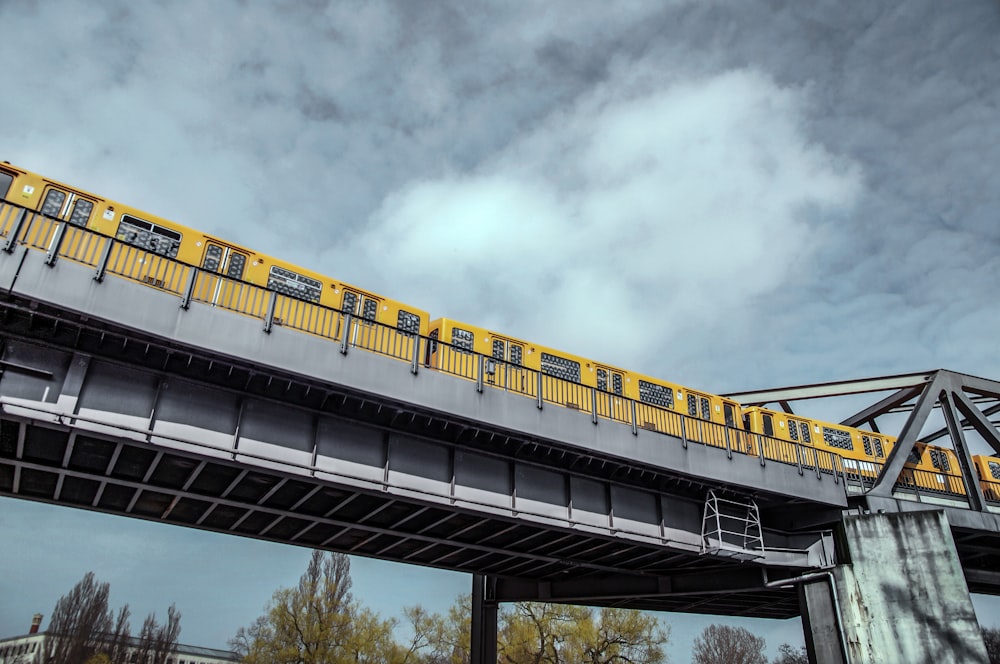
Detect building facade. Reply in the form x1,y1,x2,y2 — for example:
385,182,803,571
0,631,240,664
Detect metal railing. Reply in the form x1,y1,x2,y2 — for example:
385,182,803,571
0,201,875,490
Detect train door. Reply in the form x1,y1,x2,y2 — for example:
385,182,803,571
342,289,381,348
31,185,98,256
595,365,624,420
38,185,96,227
490,336,527,394
200,241,249,308
723,401,754,454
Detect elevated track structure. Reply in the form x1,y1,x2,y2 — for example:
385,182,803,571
0,203,997,663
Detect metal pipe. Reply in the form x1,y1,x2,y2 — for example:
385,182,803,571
763,568,849,663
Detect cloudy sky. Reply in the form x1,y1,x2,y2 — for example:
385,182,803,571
1,0,999,659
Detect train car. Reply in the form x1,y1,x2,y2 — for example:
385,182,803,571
425,318,607,410
426,318,743,448
973,455,1000,501
741,406,886,477
0,162,428,357
740,404,971,496
898,442,966,497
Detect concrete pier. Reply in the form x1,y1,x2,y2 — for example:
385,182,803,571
802,511,988,664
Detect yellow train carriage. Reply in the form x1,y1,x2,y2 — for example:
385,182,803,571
0,163,428,356
426,318,602,408
627,370,744,450
898,442,966,497
741,406,882,476
973,455,1000,501
426,318,743,449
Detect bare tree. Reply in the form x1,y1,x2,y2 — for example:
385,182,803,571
983,626,1000,664
691,624,766,664
46,572,113,663
133,605,182,664
772,643,809,664
106,604,132,664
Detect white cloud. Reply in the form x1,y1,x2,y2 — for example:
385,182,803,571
346,67,861,378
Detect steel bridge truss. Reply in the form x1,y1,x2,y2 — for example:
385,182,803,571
727,370,1000,511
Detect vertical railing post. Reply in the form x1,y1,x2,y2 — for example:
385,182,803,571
591,388,598,424
630,400,638,435
536,371,543,409
180,268,198,310
757,434,766,466
795,443,804,475
44,221,67,266
477,354,485,393
263,291,278,333
680,414,688,449
3,209,27,253
94,238,114,282
340,314,353,355
411,335,421,375
723,426,733,459
814,449,822,478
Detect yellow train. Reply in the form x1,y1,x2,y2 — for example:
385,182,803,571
0,163,428,360
2,161,999,503
427,318,742,449
741,405,998,499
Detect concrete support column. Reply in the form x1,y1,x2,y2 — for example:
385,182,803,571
801,511,987,664
471,574,498,664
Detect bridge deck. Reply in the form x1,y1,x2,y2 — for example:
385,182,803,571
0,221,992,615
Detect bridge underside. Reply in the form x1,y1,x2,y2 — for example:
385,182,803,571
0,250,842,619
0,415,800,618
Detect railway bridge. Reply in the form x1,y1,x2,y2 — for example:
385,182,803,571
0,206,997,663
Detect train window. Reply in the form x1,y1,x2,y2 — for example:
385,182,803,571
397,310,421,335
540,353,581,383
639,381,673,407
342,290,357,315
202,244,223,271
362,298,378,321
116,215,181,258
493,339,505,360
907,447,922,464
822,427,853,450
0,170,12,198
700,396,711,420
510,344,523,366
929,449,950,472
41,189,66,217
862,435,873,456
988,461,1000,480
228,252,247,279
268,265,321,302
801,422,811,444
68,198,93,226
452,327,474,352
789,420,799,441
723,404,735,427
597,368,607,390
762,414,774,437
873,437,884,457
612,373,623,395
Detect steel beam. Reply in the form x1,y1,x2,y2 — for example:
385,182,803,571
725,371,936,405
